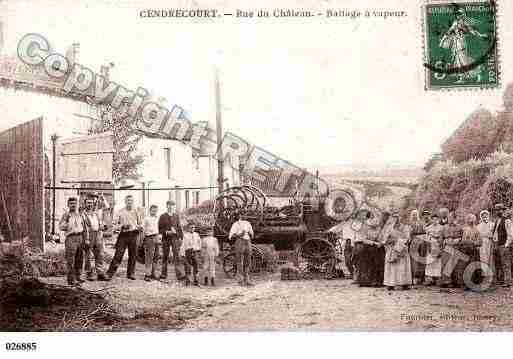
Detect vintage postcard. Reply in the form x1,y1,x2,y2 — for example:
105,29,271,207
1,0,513,353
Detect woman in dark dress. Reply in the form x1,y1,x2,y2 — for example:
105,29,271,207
352,209,386,287
408,210,428,285
351,210,374,287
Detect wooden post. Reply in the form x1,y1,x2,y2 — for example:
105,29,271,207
0,189,13,242
51,133,59,236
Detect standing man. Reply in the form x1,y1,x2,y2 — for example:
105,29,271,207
83,195,108,281
492,203,512,287
106,195,142,280
59,197,87,286
158,200,184,280
229,211,254,286
143,204,161,281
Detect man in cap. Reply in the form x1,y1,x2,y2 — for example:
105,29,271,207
492,203,512,287
229,211,254,286
105,194,143,280
82,194,108,281
59,197,87,286
158,200,184,280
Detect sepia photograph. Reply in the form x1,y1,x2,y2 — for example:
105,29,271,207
0,0,512,356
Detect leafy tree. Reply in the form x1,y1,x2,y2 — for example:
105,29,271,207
441,109,498,163
89,101,144,182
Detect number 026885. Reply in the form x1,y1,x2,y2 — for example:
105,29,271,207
5,342,37,351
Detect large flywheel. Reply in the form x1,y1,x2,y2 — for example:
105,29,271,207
214,185,267,235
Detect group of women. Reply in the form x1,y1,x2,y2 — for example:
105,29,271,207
347,205,509,291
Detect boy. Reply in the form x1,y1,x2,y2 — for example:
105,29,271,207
143,204,161,281
202,228,220,286
180,223,202,286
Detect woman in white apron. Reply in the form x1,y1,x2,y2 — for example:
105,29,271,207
382,211,413,290
425,213,444,285
476,210,495,285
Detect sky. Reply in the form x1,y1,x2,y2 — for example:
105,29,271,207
1,0,511,171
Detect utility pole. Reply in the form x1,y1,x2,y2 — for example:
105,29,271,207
215,66,226,258
51,133,59,237
215,66,224,196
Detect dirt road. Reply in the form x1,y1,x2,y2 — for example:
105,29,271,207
43,269,513,331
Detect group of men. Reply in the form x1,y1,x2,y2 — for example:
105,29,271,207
59,194,109,284
59,194,255,287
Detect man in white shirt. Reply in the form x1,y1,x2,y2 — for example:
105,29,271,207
180,223,202,286
229,212,254,286
143,204,161,281
83,195,108,281
106,195,143,280
59,197,87,286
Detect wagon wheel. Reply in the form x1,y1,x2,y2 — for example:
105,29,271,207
223,245,266,278
242,185,267,209
298,238,336,279
223,252,237,278
214,186,265,235
250,245,265,274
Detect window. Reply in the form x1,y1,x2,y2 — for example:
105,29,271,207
194,191,200,206
165,148,172,179
175,189,181,211
185,190,190,209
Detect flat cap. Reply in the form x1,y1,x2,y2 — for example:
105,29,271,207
494,203,506,210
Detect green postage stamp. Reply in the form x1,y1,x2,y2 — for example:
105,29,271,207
423,0,499,90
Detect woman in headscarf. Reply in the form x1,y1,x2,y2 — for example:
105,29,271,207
351,209,376,287
382,210,413,290
424,213,444,285
408,210,428,285
371,211,388,287
441,211,464,288
455,213,481,289
477,209,495,286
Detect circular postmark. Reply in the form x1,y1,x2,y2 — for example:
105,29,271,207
423,0,498,87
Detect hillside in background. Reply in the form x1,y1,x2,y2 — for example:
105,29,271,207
415,83,513,218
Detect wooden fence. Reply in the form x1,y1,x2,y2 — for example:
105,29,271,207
0,117,44,250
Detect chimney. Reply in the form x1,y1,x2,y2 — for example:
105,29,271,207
65,42,80,66
100,62,114,82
